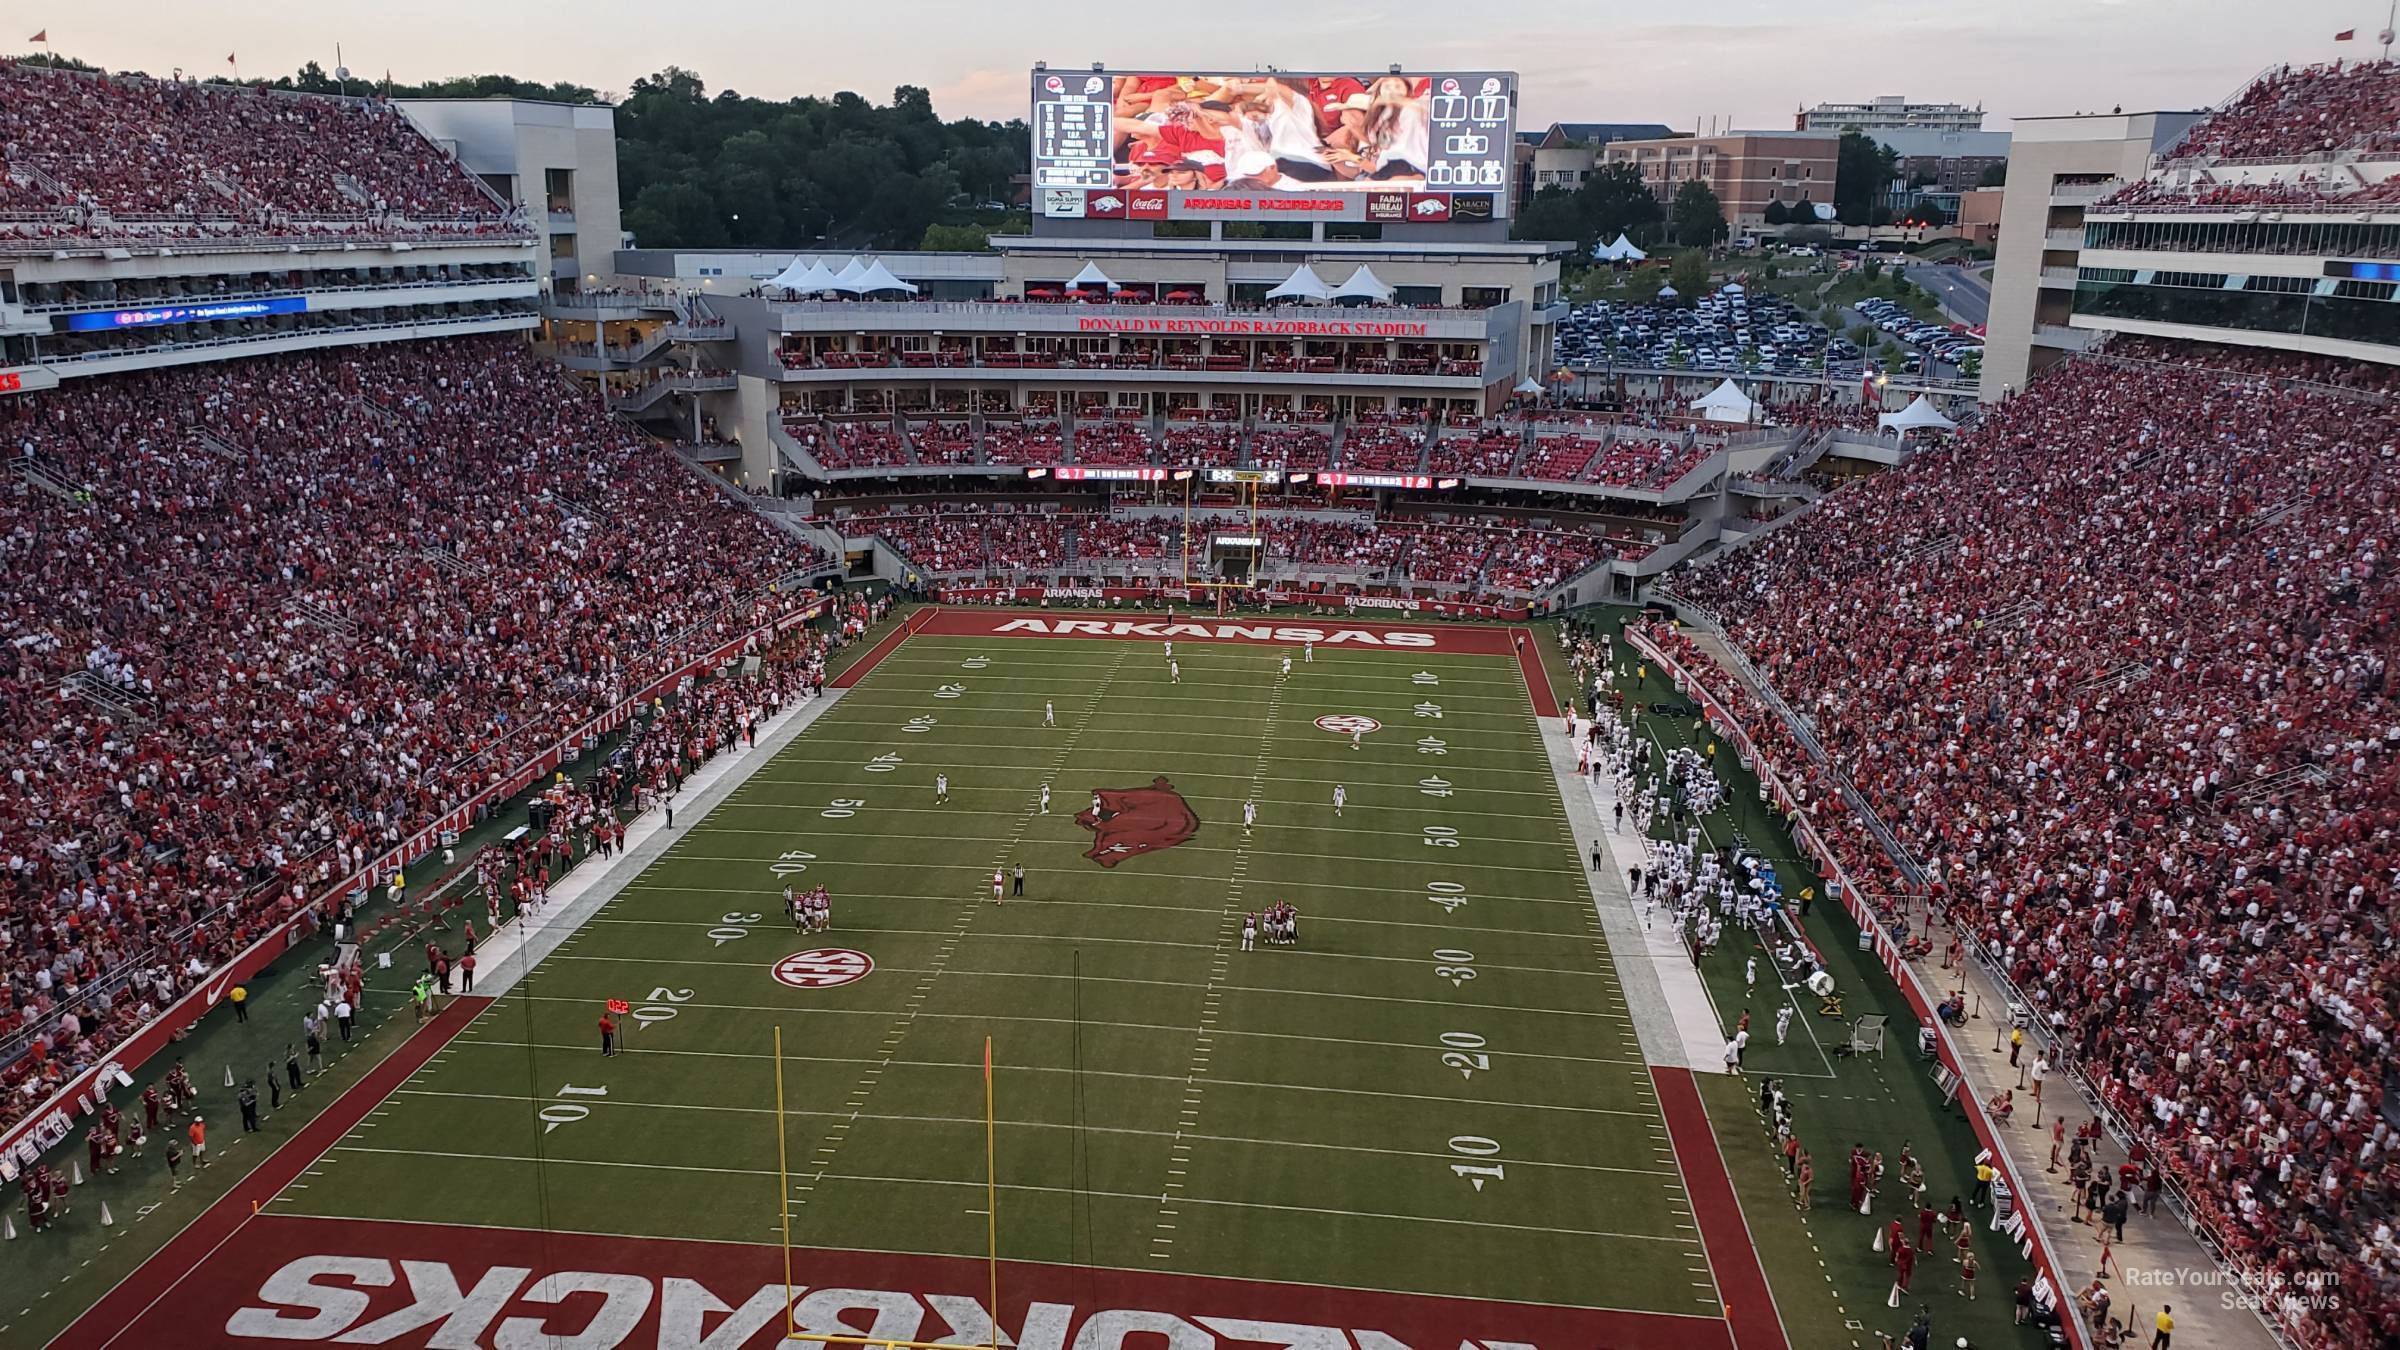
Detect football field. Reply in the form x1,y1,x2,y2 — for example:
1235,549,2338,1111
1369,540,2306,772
56,609,1779,1350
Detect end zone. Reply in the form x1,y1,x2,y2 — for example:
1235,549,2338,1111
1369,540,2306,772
85,1212,1740,1350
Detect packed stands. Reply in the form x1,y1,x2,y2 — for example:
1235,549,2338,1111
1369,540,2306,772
1428,422,1524,477
980,419,1062,466
790,416,910,470
1521,432,1604,482
1164,422,1242,468
1071,420,1157,466
1587,437,1710,490
908,419,978,467
1666,339,2400,1350
1250,426,1332,471
2162,58,2400,161
0,62,516,245
0,338,822,1124
1340,424,1428,473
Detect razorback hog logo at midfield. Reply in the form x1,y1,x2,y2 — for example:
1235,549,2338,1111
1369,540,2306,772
1074,777,1200,867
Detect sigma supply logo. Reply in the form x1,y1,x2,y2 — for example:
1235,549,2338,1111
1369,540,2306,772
991,618,1437,647
1043,188,1085,218
1365,192,1408,222
771,949,874,989
1075,777,1200,868
221,1253,1591,1348
1085,191,1129,219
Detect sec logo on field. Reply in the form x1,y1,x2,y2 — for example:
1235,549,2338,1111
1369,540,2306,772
1314,715,1382,737
771,948,875,989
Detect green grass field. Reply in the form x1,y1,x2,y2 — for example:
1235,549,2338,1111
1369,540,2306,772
247,623,1735,1330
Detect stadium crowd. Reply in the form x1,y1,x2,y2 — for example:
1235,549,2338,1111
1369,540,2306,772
0,61,508,232
1666,338,2400,1350
2162,58,2400,162
0,338,822,1132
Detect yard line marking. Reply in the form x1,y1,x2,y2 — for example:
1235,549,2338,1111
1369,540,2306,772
790,642,1132,1230
321,1148,1701,1245
538,945,1615,982
1149,666,1287,1265
455,1029,1652,1072
629,876,1588,906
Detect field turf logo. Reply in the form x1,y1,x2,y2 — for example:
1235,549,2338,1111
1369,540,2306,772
770,948,875,989
1075,777,1200,868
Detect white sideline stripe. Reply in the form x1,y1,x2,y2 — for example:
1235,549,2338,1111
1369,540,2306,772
465,685,852,1002
327,1146,1693,1244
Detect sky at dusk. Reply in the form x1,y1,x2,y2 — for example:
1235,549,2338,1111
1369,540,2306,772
17,0,2384,128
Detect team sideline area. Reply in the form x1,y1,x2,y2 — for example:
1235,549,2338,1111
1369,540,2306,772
34,608,1778,1350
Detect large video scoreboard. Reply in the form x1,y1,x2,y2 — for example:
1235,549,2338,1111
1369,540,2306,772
1032,69,1518,224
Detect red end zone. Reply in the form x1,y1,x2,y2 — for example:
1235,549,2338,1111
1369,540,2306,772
906,608,1560,716
82,1211,1738,1350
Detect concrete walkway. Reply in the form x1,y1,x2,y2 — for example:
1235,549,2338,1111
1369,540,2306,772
464,685,850,999
1542,715,1729,1073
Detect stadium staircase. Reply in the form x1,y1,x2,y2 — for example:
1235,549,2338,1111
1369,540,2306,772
1503,424,1534,478
769,421,832,480
414,544,486,578
13,451,85,506
281,595,358,637
57,669,157,724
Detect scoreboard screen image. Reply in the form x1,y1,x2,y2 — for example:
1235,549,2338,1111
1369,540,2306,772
1032,69,1516,223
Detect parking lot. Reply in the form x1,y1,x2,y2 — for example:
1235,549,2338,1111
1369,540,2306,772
1559,268,1985,380
1557,284,1864,378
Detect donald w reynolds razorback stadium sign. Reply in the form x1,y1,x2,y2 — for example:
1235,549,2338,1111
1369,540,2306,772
1074,316,1432,338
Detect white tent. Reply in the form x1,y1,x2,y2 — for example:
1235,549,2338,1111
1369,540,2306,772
1330,264,1393,303
1264,265,1333,302
1720,282,1746,295
1067,261,1117,292
1656,284,1680,300
848,259,918,295
1596,232,1647,262
827,256,870,290
780,259,841,294
765,256,822,291
1513,377,1546,395
1878,394,1958,435
1689,378,1756,424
